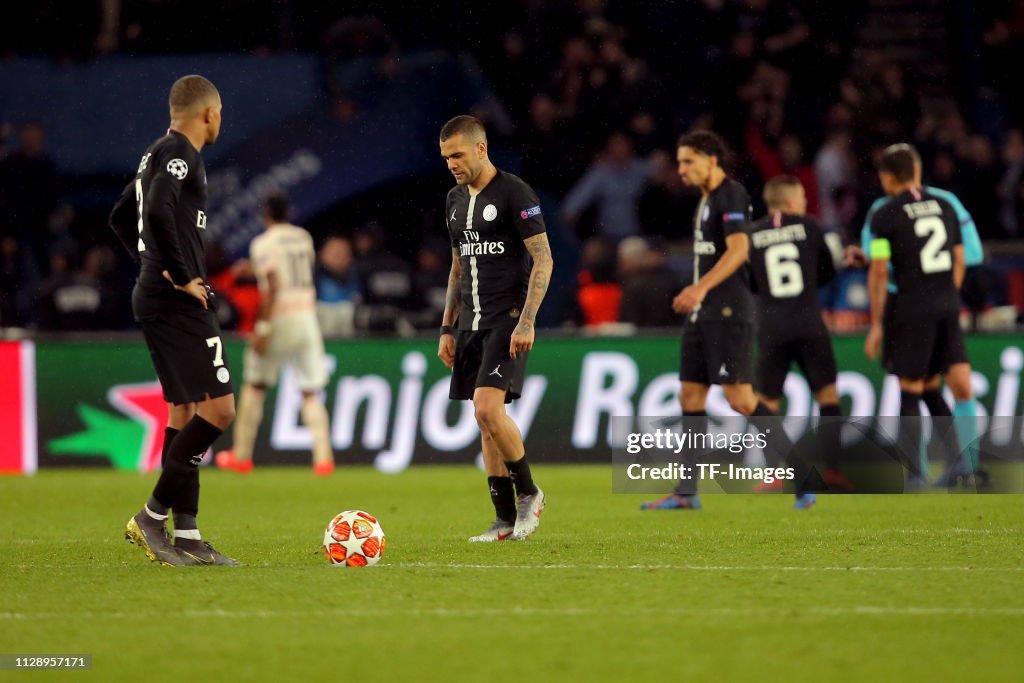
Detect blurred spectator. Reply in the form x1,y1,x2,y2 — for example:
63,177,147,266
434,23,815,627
208,257,261,332
864,63,920,143
814,130,858,234
409,238,450,330
563,236,621,327
745,123,820,216
638,150,694,240
0,122,57,283
316,236,361,304
961,136,1001,239
316,236,361,337
561,132,654,241
521,94,580,193
999,129,1024,236
0,236,21,327
34,245,118,331
353,222,412,311
618,237,682,328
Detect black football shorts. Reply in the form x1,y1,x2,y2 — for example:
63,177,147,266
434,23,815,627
679,320,754,385
450,322,528,403
135,291,234,404
884,310,967,380
756,328,838,397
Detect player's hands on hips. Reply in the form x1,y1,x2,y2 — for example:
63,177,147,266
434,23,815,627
438,333,455,369
510,320,534,359
162,270,208,309
673,284,706,314
865,324,883,360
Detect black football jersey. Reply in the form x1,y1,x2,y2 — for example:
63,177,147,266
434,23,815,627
109,130,209,290
446,170,546,330
691,177,754,323
748,211,839,335
869,187,962,318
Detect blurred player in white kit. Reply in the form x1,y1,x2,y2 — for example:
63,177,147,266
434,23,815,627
216,190,334,475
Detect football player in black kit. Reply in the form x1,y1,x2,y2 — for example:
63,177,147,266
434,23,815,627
747,176,852,492
865,145,965,488
641,132,816,511
437,116,553,542
109,75,238,566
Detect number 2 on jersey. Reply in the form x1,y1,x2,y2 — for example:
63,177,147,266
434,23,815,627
764,243,804,298
915,216,952,273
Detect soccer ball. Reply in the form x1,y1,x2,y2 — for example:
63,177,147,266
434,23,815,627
322,510,386,567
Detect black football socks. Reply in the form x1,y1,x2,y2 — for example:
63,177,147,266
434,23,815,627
506,456,538,497
151,415,222,511
819,403,842,471
488,476,516,525
898,391,923,478
673,410,707,496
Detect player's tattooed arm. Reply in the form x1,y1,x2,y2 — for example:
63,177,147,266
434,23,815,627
442,248,462,327
438,248,462,369
511,234,553,358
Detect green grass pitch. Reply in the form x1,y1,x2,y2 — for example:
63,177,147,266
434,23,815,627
2,465,1023,682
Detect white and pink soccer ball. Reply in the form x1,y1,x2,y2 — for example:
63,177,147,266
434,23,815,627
322,510,386,567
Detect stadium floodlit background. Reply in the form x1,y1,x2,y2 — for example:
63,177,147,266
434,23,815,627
1,2,1023,682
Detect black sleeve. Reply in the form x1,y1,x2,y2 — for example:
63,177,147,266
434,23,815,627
109,180,140,264
508,179,546,241
810,218,837,286
719,181,752,238
868,205,891,241
144,142,193,284
817,238,837,286
943,201,962,247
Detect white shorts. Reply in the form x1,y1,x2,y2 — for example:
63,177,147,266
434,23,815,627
243,312,328,391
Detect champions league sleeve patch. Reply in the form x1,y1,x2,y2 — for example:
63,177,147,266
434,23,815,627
520,205,542,219
722,212,745,222
166,158,189,180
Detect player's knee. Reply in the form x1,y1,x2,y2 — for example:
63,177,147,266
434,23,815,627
723,387,755,415
679,388,706,413
205,398,236,428
473,401,502,435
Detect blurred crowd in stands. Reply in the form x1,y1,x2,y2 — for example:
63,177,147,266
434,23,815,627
2,0,1024,333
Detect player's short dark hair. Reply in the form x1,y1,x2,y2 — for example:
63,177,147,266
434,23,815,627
677,130,728,162
169,75,220,115
763,175,803,208
878,143,920,182
440,115,487,143
263,190,291,223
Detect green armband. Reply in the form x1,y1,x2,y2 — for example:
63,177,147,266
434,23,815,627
869,238,891,260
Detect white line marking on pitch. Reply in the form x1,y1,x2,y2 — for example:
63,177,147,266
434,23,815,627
4,562,1023,571
393,562,1024,572
2,606,1024,620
